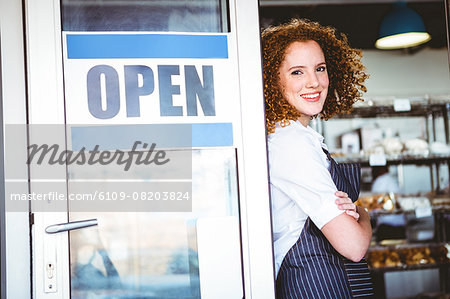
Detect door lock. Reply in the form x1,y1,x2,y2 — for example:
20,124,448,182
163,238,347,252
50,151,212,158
46,263,55,279
44,262,56,293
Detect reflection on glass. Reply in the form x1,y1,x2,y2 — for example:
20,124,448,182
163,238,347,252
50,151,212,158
62,0,229,32
69,149,240,299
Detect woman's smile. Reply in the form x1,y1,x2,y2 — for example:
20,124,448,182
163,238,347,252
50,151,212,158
300,92,321,102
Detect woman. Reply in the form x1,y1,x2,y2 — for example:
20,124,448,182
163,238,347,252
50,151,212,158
262,19,374,298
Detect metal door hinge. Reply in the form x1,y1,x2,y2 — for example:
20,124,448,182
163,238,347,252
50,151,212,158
29,213,34,226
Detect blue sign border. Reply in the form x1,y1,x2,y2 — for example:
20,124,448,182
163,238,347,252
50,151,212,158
66,34,228,59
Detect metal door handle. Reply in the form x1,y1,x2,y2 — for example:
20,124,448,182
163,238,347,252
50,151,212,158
45,219,98,234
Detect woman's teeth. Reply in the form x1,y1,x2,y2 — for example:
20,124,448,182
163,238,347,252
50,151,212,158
302,93,319,99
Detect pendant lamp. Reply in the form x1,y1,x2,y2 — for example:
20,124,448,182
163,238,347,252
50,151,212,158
375,2,431,50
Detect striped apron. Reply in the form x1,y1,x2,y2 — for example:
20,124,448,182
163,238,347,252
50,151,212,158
276,149,374,299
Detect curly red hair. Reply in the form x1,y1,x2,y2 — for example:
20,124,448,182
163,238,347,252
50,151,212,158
262,18,369,134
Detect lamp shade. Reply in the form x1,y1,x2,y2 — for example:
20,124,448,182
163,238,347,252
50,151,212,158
375,2,431,49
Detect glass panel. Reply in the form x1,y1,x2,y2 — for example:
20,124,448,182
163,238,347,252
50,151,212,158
60,1,240,297
69,148,241,299
62,0,229,32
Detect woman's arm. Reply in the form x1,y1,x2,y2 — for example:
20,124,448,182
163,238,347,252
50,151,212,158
321,205,372,262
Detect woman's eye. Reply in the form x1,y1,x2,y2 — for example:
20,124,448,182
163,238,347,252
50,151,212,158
317,66,326,72
291,70,302,75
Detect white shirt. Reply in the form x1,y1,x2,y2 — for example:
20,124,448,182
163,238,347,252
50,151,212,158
267,120,344,276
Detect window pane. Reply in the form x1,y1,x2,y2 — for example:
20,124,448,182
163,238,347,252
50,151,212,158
69,149,241,299
62,0,229,32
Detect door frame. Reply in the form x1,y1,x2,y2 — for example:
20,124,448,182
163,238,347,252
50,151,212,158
24,0,275,298
0,0,31,298
233,1,276,298
445,0,450,73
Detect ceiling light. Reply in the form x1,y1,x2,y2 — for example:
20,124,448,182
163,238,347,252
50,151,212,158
375,2,431,50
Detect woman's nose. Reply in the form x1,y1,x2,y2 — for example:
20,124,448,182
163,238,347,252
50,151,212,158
306,73,319,88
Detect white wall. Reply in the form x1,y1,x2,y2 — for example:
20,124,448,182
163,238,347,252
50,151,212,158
362,48,450,98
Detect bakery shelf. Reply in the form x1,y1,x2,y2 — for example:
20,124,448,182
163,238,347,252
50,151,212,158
367,242,449,271
334,153,450,166
333,101,450,119
369,262,449,273
320,97,450,192
367,242,450,299
365,206,450,216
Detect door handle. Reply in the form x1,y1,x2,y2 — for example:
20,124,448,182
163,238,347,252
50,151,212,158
45,219,98,234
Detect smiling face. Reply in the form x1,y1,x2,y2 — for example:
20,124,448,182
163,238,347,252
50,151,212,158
278,40,329,127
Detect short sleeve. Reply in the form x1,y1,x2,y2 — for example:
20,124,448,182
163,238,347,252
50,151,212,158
268,129,343,229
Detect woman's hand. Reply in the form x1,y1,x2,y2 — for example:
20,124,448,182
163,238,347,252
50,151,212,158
335,191,359,221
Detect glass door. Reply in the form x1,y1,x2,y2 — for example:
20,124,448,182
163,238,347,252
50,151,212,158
61,2,241,297
25,0,274,298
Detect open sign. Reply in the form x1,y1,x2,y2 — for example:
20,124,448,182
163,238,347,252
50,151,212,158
87,64,215,119
63,33,237,124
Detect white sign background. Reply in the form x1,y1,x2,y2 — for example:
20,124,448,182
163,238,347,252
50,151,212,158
62,32,241,128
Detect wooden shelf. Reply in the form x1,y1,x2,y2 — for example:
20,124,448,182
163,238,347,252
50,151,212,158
334,154,450,166
333,102,450,119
